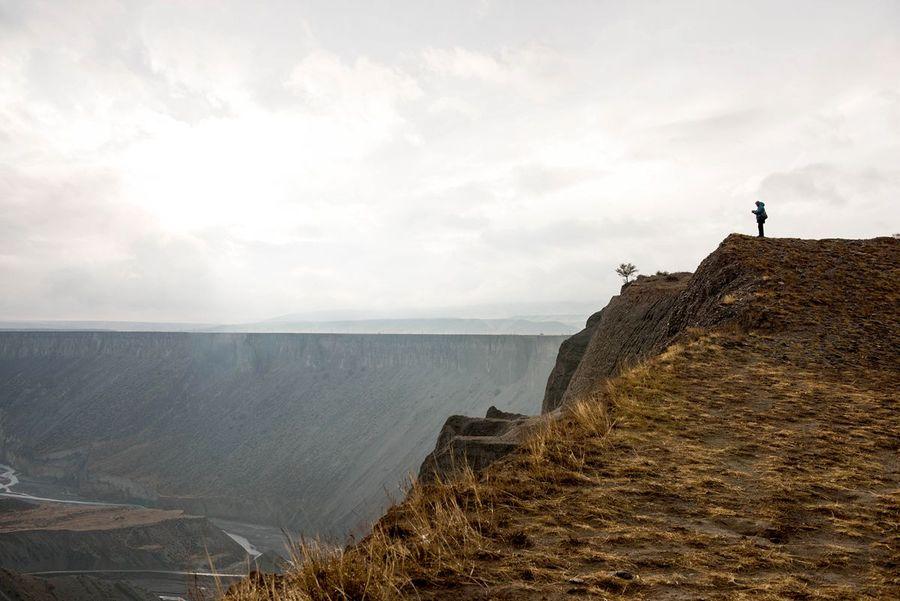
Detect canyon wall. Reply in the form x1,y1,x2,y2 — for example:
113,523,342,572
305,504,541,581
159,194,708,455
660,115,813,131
0,332,564,537
542,272,692,412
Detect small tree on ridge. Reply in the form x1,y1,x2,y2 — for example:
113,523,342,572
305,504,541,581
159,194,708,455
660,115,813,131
616,263,638,284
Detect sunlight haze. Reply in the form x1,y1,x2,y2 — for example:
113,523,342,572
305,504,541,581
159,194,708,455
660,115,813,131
1,0,898,322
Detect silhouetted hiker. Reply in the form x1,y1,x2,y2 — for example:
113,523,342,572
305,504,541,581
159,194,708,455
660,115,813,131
752,201,767,237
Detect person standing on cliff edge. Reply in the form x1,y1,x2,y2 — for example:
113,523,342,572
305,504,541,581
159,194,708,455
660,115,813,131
752,201,768,237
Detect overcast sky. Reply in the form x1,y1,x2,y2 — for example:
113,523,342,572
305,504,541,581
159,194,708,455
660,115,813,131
1,1,898,323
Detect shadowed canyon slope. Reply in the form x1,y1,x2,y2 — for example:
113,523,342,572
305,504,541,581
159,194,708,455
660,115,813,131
0,568,158,601
227,235,899,600
0,498,244,573
0,333,563,537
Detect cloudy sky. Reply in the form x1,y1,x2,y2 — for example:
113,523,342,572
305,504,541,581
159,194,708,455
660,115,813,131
1,1,898,323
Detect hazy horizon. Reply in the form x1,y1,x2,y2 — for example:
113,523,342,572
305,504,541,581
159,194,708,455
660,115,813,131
2,1,898,322
0,298,601,327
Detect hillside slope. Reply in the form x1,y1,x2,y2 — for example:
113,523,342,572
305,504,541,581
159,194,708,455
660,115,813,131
204,318,579,335
228,234,899,600
0,569,157,601
0,334,562,536
0,499,245,572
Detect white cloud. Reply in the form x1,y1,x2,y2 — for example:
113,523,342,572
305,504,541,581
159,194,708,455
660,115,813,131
284,50,422,124
0,0,898,321
421,44,573,101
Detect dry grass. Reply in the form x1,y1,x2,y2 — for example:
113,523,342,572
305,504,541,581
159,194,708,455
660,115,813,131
226,327,898,600
227,236,900,600
524,393,613,467
223,465,499,600
222,392,623,601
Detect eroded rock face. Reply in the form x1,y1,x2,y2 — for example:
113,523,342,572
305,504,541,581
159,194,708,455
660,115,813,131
540,314,600,414
417,406,532,483
543,272,692,413
420,274,695,480
540,233,900,414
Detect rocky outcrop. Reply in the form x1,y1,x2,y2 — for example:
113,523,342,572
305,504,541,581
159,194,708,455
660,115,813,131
420,233,878,479
540,314,601,414
418,406,532,483
545,233,900,414
420,273,694,481
546,272,692,412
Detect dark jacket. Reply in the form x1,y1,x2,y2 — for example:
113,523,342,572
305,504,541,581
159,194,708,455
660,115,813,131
752,201,767,223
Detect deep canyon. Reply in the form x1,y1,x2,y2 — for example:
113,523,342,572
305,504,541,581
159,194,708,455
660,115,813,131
0,332,564,541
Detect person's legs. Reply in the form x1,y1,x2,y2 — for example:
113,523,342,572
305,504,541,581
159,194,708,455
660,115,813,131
758,222,765,237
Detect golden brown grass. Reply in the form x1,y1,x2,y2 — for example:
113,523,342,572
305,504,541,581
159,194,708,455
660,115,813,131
222,463,500,600
226,232,900,600
221,390,623,601
225,325,898,600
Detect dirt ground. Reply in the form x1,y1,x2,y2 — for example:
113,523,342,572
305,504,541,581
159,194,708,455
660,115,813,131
226,236,900,600
415,332,898,599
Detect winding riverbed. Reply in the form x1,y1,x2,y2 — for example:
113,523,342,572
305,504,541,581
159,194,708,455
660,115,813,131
0,462,269,559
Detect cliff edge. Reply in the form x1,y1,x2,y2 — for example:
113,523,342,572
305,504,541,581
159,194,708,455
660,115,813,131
420,271,692,482
542,271,691,413
229,234,899,600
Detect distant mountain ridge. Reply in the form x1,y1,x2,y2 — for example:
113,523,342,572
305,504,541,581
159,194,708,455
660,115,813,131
0,302,597,336
0,317,584,336
0,320,212,332
202,317,580,335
